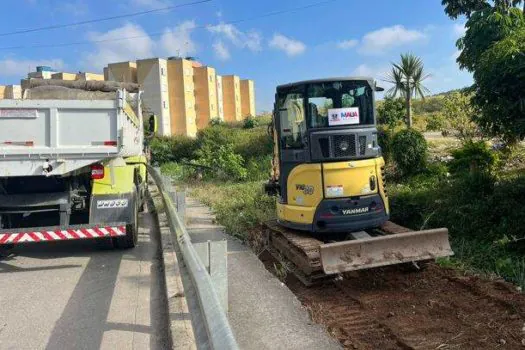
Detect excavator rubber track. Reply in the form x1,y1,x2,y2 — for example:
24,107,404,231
264,220,453,286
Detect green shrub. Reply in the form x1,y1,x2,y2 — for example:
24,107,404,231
160,162,196,182
150,136,198,164
391,128,428,175
245,155,272,181
195,143,247,181
449,141,499,174
425,113,447,132
243,116,258,129
209,118,224,127
376,97,405,130
377,127,393,162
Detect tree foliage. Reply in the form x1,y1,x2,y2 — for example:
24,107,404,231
473,28,525,142
377,97,405,130
457,7,525,72
442,91,479,142
442,0,524,19
384,53,430,128
442,0,525,143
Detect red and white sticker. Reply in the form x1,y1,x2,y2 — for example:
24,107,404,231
328,107,360,126
0,226,126,245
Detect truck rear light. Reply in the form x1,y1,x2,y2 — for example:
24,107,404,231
103,141,117,146
91,164,105,180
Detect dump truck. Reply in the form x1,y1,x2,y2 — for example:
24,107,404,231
0,80,153,249
264,77,453,285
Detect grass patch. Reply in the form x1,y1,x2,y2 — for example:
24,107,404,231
389,169,525,290
190,181,275,240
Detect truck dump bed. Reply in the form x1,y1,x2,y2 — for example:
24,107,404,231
0,89,143,177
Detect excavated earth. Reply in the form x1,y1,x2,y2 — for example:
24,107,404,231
269,256,525,349
248,221,525,349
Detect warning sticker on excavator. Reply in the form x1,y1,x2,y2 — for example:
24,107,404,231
328,107,360,126
326,185,344,197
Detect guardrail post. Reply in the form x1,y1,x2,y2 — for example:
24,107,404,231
194,240,228,312
176,190,186,222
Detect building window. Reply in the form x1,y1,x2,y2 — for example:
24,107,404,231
161,67,165,76
209,75,213,82
163,101,167,109
211,104,215,111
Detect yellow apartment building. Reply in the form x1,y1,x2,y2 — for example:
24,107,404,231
240,79,256,118
221,75,242,122
193,66,219,129
106,61,137,83
137,58,171,136
0,85,21,99
216,75,224,121
77,72,105,81
167,58,197,137
51,72,77,81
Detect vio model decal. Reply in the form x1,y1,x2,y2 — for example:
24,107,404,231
295,184,314,195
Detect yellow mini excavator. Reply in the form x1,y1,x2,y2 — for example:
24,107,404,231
264,77,453,284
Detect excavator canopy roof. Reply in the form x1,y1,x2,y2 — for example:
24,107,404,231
276,77,376,90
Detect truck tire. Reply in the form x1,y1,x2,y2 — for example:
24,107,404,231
114,191,139,249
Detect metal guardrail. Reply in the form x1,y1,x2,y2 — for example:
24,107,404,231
148,166,239,350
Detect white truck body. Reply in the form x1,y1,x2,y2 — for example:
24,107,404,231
0,90,143,177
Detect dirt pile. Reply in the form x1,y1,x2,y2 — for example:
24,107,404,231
288,264,525,349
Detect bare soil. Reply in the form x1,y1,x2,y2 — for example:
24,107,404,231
282,263,525,349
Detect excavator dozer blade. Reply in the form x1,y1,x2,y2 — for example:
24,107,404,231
319,228,453,275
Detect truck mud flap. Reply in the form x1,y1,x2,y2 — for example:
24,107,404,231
0,223,126,245
319,228,453,275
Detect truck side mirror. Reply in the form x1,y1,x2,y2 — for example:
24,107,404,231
148,115,158,134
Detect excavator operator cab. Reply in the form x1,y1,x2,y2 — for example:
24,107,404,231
267,77,388,233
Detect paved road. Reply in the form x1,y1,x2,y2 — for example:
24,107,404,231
0,204,170,350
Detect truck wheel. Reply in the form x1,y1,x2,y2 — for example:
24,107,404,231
114,193,139,249
138,186,146,213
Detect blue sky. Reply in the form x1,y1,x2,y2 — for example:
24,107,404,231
0,0,471,112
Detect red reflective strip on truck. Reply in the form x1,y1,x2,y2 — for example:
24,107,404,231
0,226,126,245
67,229,79,239
28,232,40,242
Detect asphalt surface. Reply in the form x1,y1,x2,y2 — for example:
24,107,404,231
0,204,171,350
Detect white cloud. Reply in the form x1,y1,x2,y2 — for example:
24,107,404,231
131,0,170,9
160,20,197,57
213,41,230,61
358,25,426,55
207,23,262,52
337,39,358,50
453,23,466,37
85,23,154,69
352,64,389,79
0,58,65,77
269,34,306,57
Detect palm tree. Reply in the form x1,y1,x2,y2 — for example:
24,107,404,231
383,53,431,128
